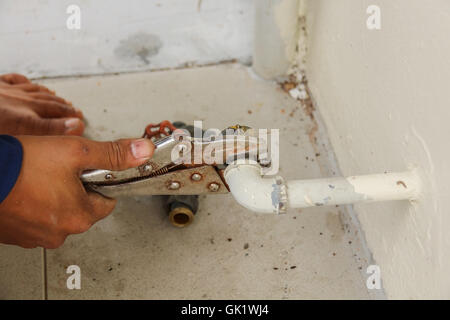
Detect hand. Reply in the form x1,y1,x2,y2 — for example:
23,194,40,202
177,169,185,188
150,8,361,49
0,135,155,249
0,73,84,136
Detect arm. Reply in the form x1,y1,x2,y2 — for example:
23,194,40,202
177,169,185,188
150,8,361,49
0,135,23,203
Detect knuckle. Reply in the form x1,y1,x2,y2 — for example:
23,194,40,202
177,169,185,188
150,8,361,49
16,83,39,92
97,202,116,219
89,196,117,220
13,115,27,131
38,118,52,134
18,115,41,134
27,84,40,91
28,92,41,99
56,102,75,115
62,137,90,167
106,141,126,170
60,208,93,234
56,102,69,111
41,101,74,116
70,137,90,157
69,218,93,234
44,236,66,249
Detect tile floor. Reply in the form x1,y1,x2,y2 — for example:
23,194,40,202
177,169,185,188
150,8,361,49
0,64,371,299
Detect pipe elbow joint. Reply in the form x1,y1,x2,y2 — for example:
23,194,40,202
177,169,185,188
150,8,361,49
224,162,287,214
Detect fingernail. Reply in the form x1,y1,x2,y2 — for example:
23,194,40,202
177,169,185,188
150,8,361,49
64,118,80,133
131,139,153,159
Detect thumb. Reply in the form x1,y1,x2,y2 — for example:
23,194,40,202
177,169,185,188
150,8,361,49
27,117,85,136
79,138,155,171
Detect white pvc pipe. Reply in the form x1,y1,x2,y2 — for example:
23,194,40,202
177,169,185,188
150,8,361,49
224,163,287,214
224,162,420,214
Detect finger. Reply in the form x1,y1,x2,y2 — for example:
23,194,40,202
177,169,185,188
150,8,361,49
9,83,40,92
28,92,69,104
28,99,81,119
28,93,83,118
25,117,85,136
77,138,155,171
86,191,117,222
11,83,54,94
33,83,56,95
63,118,85,135
0,73,31,85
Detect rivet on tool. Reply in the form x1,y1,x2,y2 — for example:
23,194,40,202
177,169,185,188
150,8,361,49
168,181,181,190
143,164,153,172
105,173,113,180
191,173,202,181
208,183,220,192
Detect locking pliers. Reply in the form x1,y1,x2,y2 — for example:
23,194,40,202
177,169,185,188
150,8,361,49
81,125,267,198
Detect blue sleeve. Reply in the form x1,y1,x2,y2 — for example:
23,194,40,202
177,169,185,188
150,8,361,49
0,135,23,203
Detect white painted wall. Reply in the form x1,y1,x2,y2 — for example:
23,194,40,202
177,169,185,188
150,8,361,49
253,0,300,79
0,0,253,78
306,0,450,298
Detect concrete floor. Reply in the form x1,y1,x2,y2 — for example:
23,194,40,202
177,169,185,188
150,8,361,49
0,63,371,299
